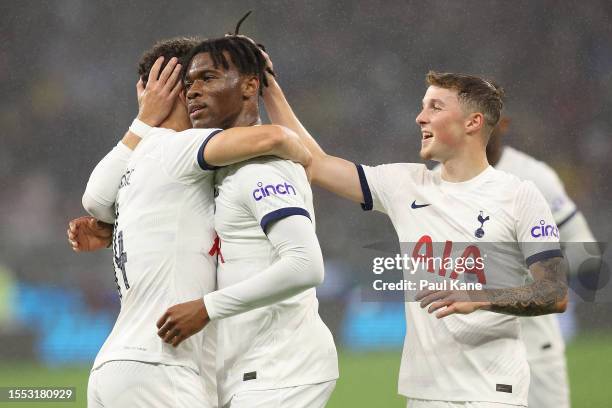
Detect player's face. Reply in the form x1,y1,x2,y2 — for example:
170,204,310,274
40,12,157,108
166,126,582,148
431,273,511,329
415,86,468,161
185,52,245,129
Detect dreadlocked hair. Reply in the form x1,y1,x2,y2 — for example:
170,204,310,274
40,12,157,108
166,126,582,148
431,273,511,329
185,36,270,95
138,36,202,86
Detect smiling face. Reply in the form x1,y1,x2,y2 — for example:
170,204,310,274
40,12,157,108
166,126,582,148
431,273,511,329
415,86,469,161
184,52,248,129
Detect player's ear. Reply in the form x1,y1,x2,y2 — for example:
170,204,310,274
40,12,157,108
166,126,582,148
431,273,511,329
465,112,485,134
242,75,259,99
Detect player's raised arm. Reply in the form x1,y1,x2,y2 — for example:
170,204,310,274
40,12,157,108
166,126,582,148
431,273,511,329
82,56,182,222
202,124,311,167
260,51,364,204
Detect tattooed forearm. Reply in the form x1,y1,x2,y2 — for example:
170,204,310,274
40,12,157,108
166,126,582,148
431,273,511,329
483,257,568,316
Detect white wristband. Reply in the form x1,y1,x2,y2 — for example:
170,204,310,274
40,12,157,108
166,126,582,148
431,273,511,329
129,118,153,139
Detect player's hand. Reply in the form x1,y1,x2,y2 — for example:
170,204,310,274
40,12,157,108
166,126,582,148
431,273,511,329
415,289,488,318
137,56,183,127
230,35,275,78
67,216,113,252
156,298,210,347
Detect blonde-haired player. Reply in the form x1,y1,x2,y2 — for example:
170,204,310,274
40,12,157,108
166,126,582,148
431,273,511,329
259,43,568,408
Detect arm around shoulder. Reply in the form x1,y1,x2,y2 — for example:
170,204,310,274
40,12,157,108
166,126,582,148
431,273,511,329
203,125,311,167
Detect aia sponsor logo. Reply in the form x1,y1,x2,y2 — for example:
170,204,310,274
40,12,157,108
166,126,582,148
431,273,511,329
531,220,559,238
413,235,486,284
252,181,297,201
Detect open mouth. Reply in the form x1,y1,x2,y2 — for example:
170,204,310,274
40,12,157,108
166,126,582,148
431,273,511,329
421,131,433,141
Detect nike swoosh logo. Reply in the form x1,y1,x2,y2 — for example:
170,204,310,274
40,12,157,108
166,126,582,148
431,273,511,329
411,200,431,209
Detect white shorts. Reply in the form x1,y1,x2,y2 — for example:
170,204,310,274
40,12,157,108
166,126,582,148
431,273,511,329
88,360,214,408
225,380,336,408
406,399,522,408
528,356,570,408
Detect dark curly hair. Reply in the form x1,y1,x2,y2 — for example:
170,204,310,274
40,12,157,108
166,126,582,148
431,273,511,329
184,36,269,95
138,37,203,86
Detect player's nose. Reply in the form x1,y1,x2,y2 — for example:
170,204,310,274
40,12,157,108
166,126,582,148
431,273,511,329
186,82,201,100
415,109,427,126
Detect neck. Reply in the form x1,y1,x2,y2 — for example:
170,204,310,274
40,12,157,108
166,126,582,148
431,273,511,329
159,105,191,132
486,134,503,166
440,144,490,183
227,103,261,128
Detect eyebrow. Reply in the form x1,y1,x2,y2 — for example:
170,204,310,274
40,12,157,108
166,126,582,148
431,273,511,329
422,98,446,107
186,67,220,80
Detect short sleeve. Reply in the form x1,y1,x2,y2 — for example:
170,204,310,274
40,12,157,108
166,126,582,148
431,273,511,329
161,128,223,183
356,163,425,214
237,160,312,233
514,180,563,267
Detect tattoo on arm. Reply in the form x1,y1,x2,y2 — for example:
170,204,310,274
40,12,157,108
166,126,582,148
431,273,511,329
485,257,568,316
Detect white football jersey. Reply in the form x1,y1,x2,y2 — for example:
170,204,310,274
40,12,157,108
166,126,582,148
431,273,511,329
213,157,338,405
358,163,561,405
93,127,220,378
497,146,576,361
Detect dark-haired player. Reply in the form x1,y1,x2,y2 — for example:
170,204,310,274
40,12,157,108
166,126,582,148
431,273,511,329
79,37,311,408
258,47,567,407
155,36,338,408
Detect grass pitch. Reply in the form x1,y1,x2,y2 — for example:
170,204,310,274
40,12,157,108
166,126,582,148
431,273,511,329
0,333,610,407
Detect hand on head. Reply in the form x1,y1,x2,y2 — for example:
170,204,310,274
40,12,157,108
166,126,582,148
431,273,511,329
137,56,184,127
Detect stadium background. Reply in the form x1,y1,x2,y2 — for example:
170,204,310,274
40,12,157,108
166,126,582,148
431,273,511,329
1,0,611,406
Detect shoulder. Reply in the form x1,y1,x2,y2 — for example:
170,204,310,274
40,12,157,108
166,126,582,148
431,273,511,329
176,128,223,138
149,127,175,137
362,162,428,183
487,166,523,185
511,179,548,215
233,156,304,174
498,146,562,187
228,157,307,187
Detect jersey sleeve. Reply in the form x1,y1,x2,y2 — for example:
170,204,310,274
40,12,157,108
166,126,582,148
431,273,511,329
530,163,577,228
514,180,563,267
356,163,424,214
237,160,312,233
161,128,223,183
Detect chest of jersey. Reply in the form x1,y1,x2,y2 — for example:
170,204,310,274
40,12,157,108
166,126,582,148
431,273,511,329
389,182,516,243
387,182,526,289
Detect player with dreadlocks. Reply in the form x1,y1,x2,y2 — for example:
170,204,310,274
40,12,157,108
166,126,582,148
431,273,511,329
69,33,312,407
155,33,339,407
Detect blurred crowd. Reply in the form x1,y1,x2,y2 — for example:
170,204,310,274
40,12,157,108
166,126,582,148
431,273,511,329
1,1,611,343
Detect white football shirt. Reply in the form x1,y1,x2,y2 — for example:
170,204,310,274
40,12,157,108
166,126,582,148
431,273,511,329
497,146,576,361
93,127,220,379
358,163,561,405
213,157,338,405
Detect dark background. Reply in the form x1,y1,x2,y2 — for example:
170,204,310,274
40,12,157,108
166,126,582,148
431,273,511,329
1,0,611,365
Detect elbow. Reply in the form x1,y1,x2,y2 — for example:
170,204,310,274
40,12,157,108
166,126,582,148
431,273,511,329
259,125,287,154
296,254,324,288
311,261,325,287
82,192,115,224
554,294,569,313
307,253,325,287
82,192,97,217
